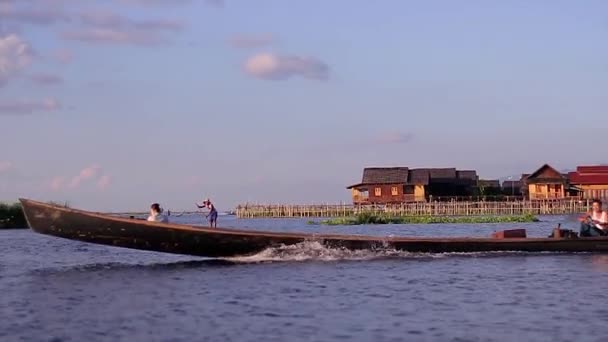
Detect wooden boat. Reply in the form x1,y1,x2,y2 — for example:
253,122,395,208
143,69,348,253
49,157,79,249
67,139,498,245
19,198,608,258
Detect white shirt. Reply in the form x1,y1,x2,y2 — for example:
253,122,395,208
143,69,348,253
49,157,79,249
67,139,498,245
591,211,607,229
147,212,168,223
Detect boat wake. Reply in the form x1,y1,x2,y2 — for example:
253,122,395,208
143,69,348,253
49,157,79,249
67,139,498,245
226,241,562,263
227,241,407,263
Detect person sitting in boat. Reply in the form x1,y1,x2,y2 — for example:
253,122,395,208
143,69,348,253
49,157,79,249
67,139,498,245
147,203,169,223
579,199,608,236
196,198,218,228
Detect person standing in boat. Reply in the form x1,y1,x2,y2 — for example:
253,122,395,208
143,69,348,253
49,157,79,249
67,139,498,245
579,199,608,236
196,198,218,228
147,203,169,223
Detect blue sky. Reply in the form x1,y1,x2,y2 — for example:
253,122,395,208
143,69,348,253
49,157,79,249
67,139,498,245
1,0,607,211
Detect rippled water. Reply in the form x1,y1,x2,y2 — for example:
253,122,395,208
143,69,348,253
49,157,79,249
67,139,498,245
2,215,608,342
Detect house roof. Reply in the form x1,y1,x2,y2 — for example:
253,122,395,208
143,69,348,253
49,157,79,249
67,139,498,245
576,165,608,174
457,170,478,181
408,169,430,185
502,180,522,188
478,179,500,187
347,166,479,188
429,168,457,179
525,164,567,184
347,167,410,188
569,171,608,185
362,167,409,184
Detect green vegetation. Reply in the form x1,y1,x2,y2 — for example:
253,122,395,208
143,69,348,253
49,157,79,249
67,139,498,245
0,203,27,229
310,212,539,226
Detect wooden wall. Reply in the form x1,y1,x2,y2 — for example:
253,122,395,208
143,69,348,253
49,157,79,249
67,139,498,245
352,183,425,204
575,184,608,199
528,184,565,200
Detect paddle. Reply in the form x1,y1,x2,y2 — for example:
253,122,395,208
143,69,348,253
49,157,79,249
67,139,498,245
194,202,210,217
167,209,185,217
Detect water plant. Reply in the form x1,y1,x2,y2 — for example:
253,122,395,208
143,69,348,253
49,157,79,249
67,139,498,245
313,213,539,226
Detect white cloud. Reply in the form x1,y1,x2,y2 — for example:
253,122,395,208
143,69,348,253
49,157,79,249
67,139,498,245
62,28,164,46
50,176,64,191
0,34,32,86
78,11,183,32
29,72,63,86
51,165,112,192
375,132,414,144
62,11,183,46
244,52,329,81
0,98,61,115
68,164,101,189
0,2,70,27
0,161,12,173
97,175,111,190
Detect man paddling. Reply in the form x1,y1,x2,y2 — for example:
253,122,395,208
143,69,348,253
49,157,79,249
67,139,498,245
579,199,608,236
196,198,218,228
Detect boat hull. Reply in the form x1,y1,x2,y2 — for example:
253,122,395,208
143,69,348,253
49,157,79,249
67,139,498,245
19,199,608,257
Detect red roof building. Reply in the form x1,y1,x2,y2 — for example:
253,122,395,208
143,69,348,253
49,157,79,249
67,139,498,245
568,166,608,200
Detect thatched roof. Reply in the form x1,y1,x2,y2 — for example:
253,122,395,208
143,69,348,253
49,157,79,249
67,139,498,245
429,168,457,179
408,169,430,185
362,167,409,184
348,166,479,189
457,170,478,181
347,167,409,188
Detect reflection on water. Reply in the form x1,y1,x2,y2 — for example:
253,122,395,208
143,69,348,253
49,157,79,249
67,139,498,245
591,255,608,272
30,259,238,275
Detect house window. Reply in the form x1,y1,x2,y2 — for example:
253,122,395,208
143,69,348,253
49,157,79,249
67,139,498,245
535,184,542,193
391,186,398,196
374,187,382,196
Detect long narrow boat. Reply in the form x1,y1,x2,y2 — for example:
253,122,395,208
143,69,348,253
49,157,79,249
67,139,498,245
19,198,608,257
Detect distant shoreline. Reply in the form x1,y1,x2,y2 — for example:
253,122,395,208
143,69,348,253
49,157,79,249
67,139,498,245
108,211,236,216
0,203,27,229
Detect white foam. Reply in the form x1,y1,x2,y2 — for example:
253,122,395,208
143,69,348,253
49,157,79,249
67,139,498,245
226,241,552,263
225,241,588,264
227,241,406,263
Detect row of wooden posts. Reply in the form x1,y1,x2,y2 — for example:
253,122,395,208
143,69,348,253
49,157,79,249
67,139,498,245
235,199,591,218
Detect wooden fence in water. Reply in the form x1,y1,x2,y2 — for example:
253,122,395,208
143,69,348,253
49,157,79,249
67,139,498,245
235,199,590,218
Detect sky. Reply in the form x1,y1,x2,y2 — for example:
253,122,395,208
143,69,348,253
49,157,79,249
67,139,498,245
0,0,607,211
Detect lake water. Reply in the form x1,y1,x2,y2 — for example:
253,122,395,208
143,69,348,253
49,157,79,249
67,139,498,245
2,215,608,342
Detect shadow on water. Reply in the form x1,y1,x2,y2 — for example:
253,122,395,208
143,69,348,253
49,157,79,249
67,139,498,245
25,249,608,280
28,258,242,277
